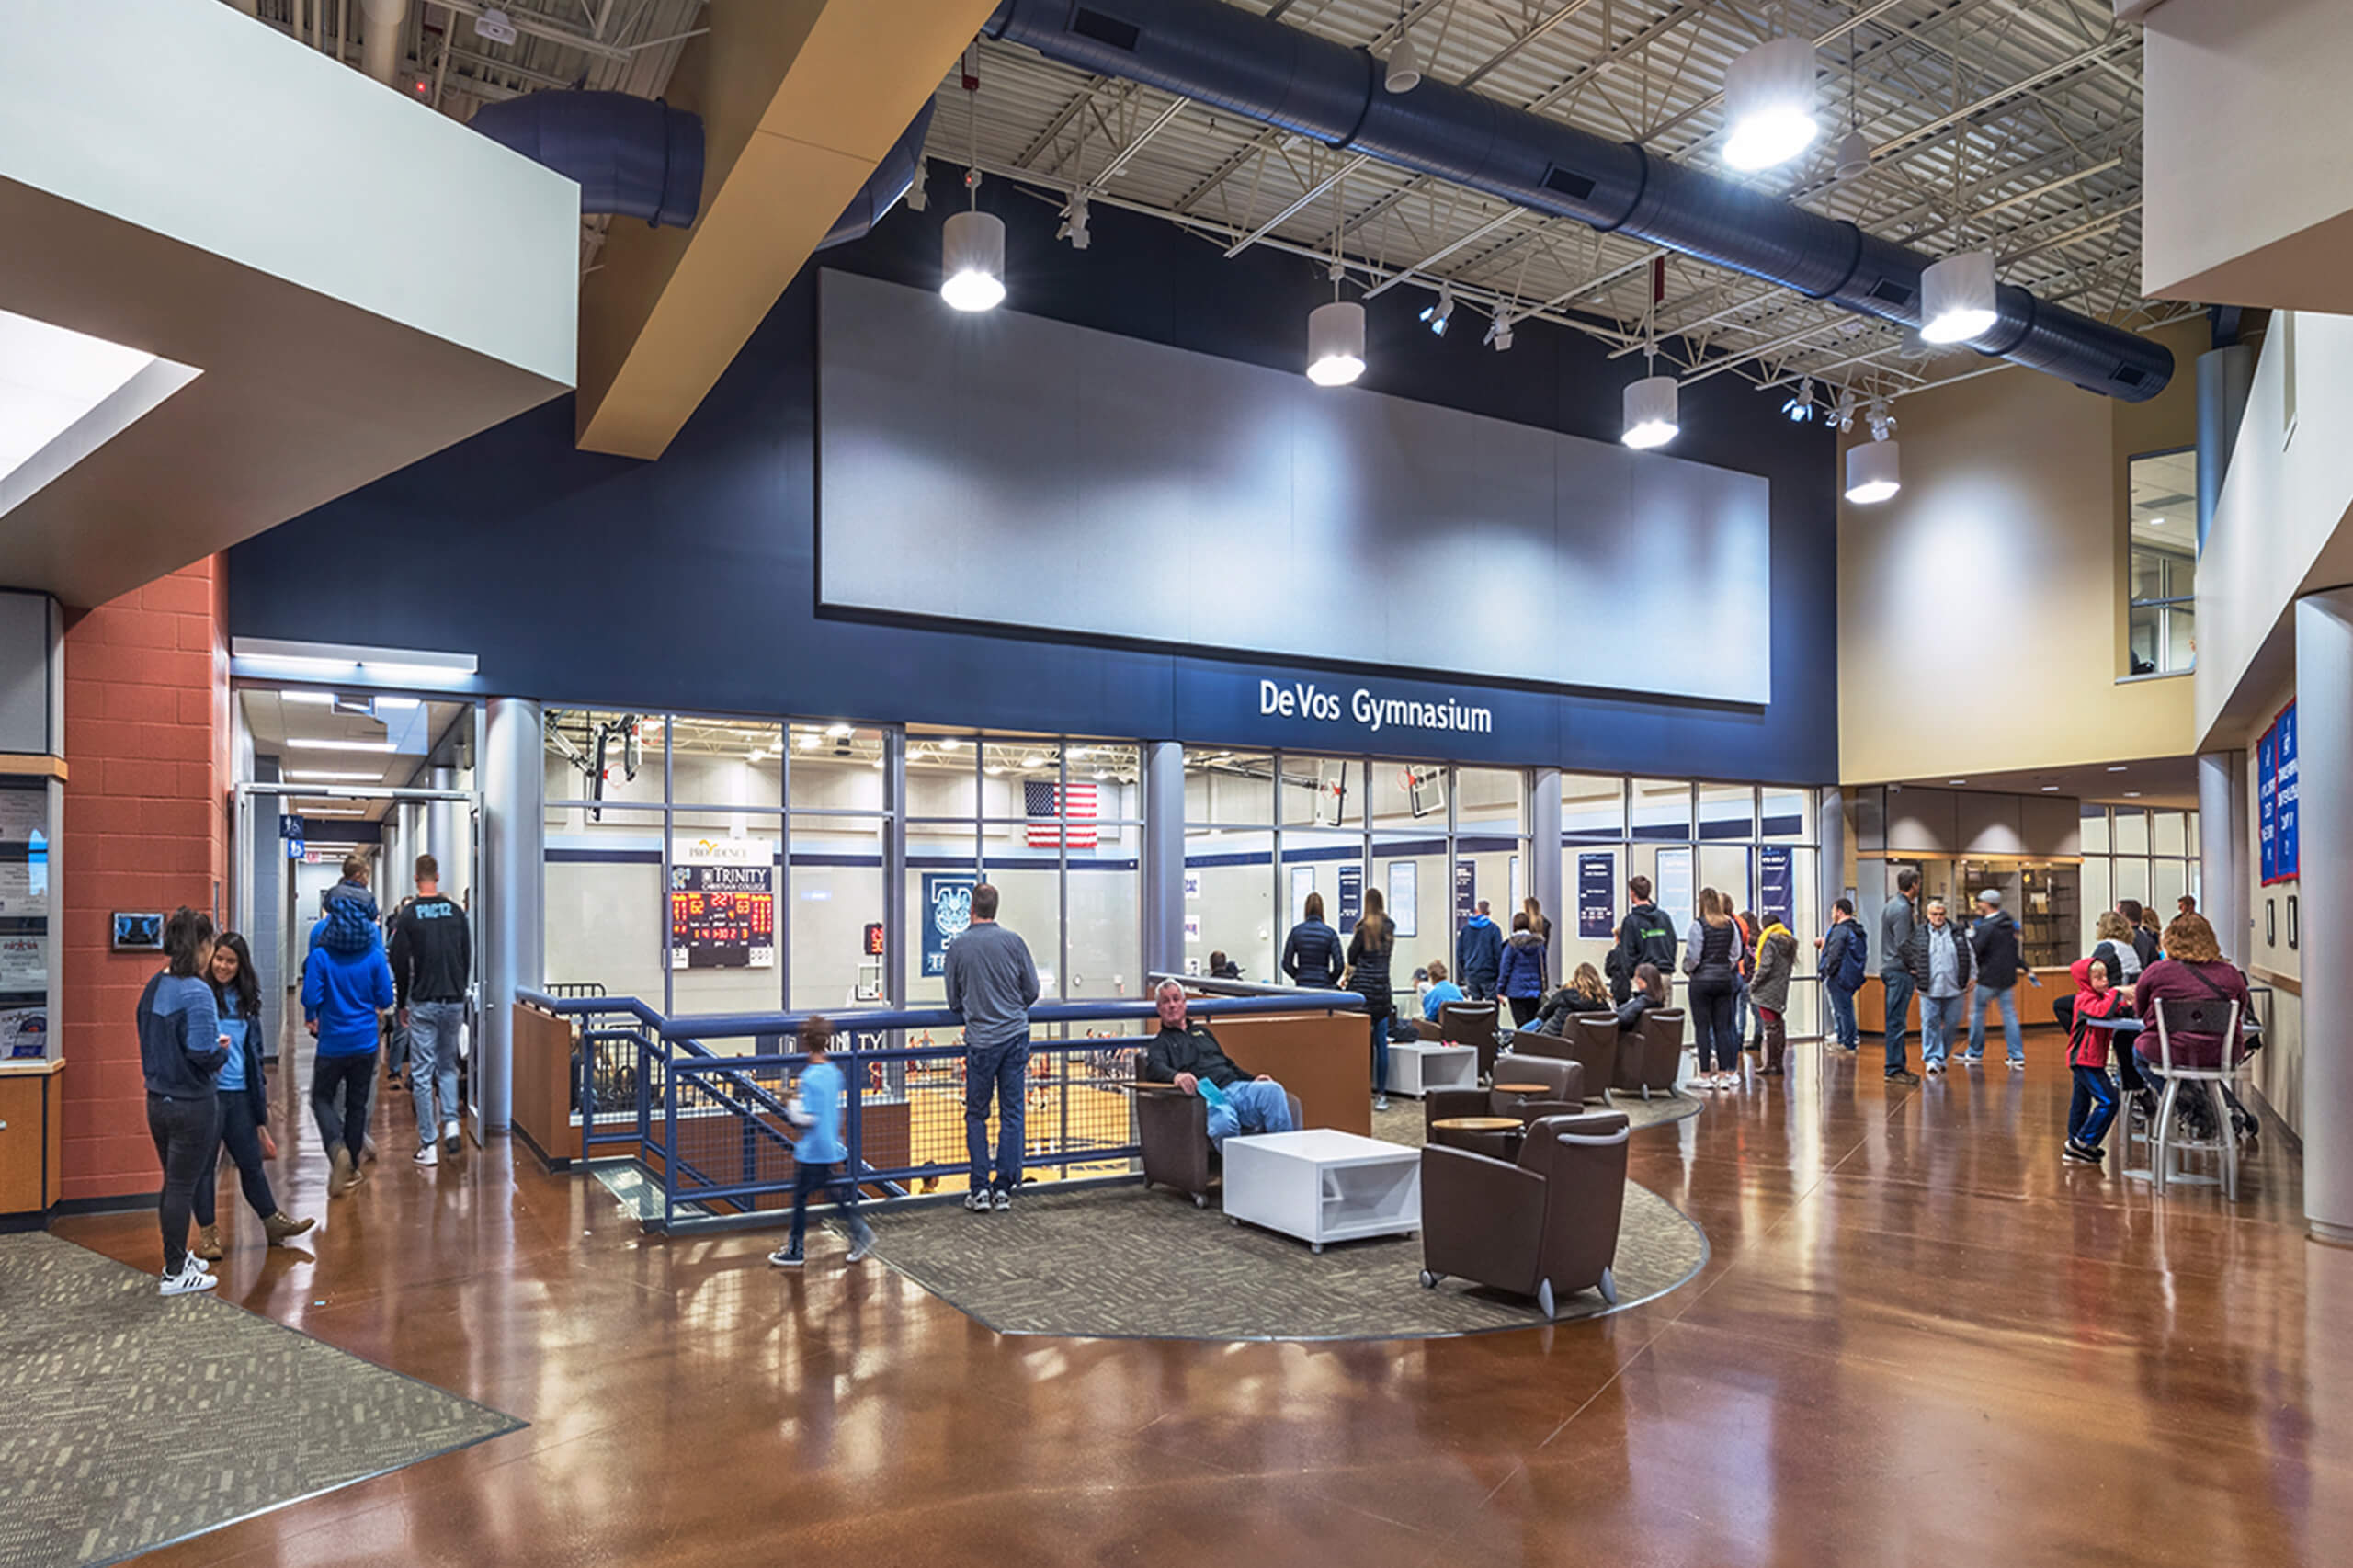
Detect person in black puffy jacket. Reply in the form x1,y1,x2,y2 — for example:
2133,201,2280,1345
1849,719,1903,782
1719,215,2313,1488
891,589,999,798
1495,913,1549,1026
1280,893,1345,988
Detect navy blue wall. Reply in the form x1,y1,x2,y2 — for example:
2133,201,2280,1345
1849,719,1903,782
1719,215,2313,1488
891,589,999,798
229,179,1836,781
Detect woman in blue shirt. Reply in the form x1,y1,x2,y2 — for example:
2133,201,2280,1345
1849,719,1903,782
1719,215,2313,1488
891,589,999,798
140,908,226,1294
193,932,313,1259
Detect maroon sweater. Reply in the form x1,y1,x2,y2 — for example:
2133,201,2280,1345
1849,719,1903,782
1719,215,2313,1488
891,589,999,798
2132,959,2252,1070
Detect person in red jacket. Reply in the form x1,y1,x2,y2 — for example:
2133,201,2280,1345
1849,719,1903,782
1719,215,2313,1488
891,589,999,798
2064,956,2132,1165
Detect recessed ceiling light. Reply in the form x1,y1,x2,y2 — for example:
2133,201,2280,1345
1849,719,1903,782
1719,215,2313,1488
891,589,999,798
1947,778,1966,786
2107,766,2128,772
2040,784,2059,791
287,769,381,782
2124,790,2143,798
279,691,335,705
289,739,397,753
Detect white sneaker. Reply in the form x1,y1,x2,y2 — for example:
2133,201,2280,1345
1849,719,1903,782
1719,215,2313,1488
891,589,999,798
1926,1062,1945,1075
160,1261,218,1296
414,1142,438,1167
441,1119,461,1156
188,1254,212,1273
2009,1058,2026,1072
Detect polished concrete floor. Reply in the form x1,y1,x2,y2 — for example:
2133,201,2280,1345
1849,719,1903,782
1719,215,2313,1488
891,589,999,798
56,1036,2353,1567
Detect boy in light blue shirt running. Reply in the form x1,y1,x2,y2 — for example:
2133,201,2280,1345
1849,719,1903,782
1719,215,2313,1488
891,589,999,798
770,1017,878,1268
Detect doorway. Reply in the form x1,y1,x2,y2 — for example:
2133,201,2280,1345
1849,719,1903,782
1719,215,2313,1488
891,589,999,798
231,687,486,1138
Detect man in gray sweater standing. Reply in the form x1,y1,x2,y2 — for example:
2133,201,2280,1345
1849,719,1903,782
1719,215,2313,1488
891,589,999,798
943,882,1041,1212
1879,869,1924,1085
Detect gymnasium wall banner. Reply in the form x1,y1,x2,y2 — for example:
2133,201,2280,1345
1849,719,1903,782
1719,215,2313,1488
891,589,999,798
1337,864,1363,933
669,837,775,970
1454,859,1475,930
1577,852,1616,939
2259,700,2298,886
922,872,977,979
1759,846,1794,926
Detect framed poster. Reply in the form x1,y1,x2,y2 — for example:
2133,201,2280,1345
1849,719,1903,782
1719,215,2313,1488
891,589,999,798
1454,859,1475,929
2257,723,2279,884
1387,860,1417,937
1759,846,1794,926
1337,864,1363,933
0,1004,46,1059
1289,865,1315,927
1577,852,1616,939
921,872,976,979
669,837,776,970
2276,699,2299,883
1654,846,1695,925
1184,870,1202,900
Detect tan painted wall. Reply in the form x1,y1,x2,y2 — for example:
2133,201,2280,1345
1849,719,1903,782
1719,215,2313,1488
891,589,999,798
1838,318,2204,784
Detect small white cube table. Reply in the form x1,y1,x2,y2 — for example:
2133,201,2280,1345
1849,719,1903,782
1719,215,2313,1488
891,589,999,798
1389,1040,1478,1097
1220,1129,1422,1253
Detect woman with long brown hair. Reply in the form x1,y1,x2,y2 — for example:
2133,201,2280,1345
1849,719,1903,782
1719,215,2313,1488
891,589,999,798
1344,888,1399,1111
1683,887,1742,1090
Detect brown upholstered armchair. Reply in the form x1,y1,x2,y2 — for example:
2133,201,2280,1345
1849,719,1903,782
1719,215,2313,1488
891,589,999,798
1614,1008,1686,1098
1424,1055,1585,1155
1418,1111,1631,1318
1136,1084,1306,1208
1438,1001,1501,1081
1510,1014,1617,1102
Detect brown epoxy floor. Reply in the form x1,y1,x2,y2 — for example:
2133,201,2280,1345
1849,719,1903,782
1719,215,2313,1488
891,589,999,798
54,1034,2353,1568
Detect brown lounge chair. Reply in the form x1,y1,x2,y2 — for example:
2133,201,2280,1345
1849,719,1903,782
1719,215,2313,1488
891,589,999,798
1423,1054,1586,1157
1136,1083,1307,1208
1507,1013,1618,1102
1616,1009,1686,1098
1418,1111,1631,1318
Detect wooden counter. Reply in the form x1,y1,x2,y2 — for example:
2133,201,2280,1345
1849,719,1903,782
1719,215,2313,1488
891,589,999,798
1195,1009,1370,1137
1852,971,2070,1034
0,1058,64,1219
512,1003,582,1168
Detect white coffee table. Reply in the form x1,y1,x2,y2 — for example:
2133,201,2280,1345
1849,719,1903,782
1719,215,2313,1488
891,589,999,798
1221,1129,1422,1253
1389,1040,1476,1097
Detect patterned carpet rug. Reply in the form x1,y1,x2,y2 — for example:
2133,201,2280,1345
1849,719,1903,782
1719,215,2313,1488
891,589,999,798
863,1100,1708,1340
0,1233,523,1568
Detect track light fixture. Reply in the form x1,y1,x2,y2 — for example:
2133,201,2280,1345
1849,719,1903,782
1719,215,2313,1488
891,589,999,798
1483,312,1514,352
1866,397,1896,443
1832,385,1859,433
1781,377,1817,424
1420,284,1455,337
1921,250,1998,345
1723,36,1818,172
1059,190,1092,250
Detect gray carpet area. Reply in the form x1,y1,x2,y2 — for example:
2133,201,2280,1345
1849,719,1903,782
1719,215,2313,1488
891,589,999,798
864,1096,1708,1340
0,1233,523,1568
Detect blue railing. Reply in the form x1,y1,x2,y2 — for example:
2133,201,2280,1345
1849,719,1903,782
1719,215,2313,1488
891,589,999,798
520,987,1365,1232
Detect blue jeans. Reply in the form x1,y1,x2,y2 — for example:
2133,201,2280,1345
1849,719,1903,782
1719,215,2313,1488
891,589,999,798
408,1000,465,1144
1689,981,1738,1072
1825,983,1859,1050
1967,983,2024,1062
1921,993,1965,1066
1881,971,1915,1075
787,1158,871,1254
2069,1065,2119,1149
965,1031,1030,1193
1367,1009,1393,1095
1733,977,1753,1044
1206,1080,1295,1150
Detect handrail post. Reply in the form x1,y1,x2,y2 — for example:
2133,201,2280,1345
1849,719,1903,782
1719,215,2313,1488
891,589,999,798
662,1057,677,1233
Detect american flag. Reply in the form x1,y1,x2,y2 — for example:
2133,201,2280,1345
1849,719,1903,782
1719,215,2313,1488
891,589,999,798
1026,780,1098,849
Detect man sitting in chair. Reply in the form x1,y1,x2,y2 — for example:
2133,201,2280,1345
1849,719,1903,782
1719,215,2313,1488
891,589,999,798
1142,980,1297,1150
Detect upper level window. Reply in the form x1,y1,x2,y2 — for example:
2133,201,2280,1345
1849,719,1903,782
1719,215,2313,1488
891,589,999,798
2128,448,2197,677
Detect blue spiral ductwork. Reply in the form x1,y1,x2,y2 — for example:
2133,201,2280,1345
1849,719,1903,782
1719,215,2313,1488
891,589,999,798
983,0,2171,401
470,90,704,229
819,99,938,251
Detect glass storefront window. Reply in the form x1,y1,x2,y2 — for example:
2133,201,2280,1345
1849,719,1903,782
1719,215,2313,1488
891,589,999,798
2152,809,2186,858
1280,755,1360,827
2113,807,2149,856
2080,802,2109,855
790,812,887,1012
545,708,665,810
1762,789,1809,842
1631,778,1693,841
1562,775,1625,843
1185,749,1273,827
789,724,889,812
1699,783,1754,842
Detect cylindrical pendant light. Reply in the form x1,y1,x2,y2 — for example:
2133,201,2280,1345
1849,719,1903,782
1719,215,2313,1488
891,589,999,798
1845,438,1901,505
941,210,1006,312
1920,250,1997,344
1832,128,1871,181
1384,32,1422,93
1307,301,1366,386
1723,36,1818,171
1622,375,1679,449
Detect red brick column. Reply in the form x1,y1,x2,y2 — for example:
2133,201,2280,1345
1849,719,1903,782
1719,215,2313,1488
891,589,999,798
57,560,230,1204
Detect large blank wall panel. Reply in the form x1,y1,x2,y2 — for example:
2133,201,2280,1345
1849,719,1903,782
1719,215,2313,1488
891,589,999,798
817,271,1771,704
